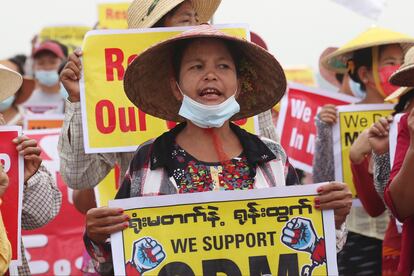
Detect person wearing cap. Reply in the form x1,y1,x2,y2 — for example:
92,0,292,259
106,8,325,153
0,56,36,125
314,27,414,275
81,24,352,275
59,0,221,211
380,46,414,276
0,64,62,275
23,40,68,114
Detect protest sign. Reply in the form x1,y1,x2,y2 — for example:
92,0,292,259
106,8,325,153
277,83,358,173
22,129,84,275
94,165,120,207
97,2,130,29
333,104,394,197
23,114,64,130
80,24,255,153
0,126,24,263
389,113,403,168
284,67,317,87
110,184,337,275
39,25,91,53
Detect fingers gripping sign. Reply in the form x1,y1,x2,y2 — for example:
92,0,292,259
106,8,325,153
282,217,326,276
127,237,166,275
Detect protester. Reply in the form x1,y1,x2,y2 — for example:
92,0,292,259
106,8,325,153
382,46,414,275
0,56,35,125
59,0,222,213
23,40,68,114
0,63,62,275
314,27,414,275
80,24,352,275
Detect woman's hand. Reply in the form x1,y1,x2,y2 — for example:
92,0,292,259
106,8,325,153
349,129,371,164
13,136,42,183
318,104,338,125
314,182,352,229
60,48,82,102
86,207,130,244
368,115,393,155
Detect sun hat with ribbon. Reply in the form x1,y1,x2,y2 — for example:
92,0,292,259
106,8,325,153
124,24,287,122
389,46,414,87
321,27,414,74
0,60,35,104
127,0,221,28
0,64,23,102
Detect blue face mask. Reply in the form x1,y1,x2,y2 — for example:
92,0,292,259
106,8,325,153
0,95,15,112
176,83,240,128
35,70,60,87
60,85,69,99
349,78,366,99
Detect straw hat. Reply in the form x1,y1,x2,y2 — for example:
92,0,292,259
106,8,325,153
127,0,221,28
384,86,412,101
319,47,342,88
124,24,287,122
389,46,414,87
0,64,23,102
0,60,35,104
322,27,414,74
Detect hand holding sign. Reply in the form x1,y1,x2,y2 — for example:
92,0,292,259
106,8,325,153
318,104,338,125
60,49,82,102
368,115,393,155
13,136,42,182
131,237,166,274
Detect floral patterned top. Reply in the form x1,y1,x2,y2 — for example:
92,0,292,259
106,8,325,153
168,143,255,193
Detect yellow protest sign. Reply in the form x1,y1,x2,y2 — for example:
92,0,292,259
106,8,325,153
109,185,337,275
97,2,130,29
94,166,120,207
39,26,91,53
81,25,255,153
333,104,394,197
284,66,316,87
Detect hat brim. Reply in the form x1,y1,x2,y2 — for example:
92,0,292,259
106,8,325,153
322,41,414,74
14,78,35,104
0,65,23,102
319,47,341,88
124,28,286,122
385,86,412,101
389,63,414,87
128,0,221,29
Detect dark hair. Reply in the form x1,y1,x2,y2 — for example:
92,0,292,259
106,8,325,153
335,73,344,84
347,45,395,91
152,4,181,27
393,88,414,115
8,54,27,75
171,38,242,81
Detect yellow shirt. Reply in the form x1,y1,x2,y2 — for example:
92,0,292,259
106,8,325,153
0,212,11,275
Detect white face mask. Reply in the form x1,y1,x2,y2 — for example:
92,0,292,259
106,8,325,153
176,82,240,128
349,78,366,99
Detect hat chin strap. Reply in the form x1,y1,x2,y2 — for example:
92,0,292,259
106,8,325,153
372,46,387,99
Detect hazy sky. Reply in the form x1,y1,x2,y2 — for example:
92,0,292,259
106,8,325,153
1,0,413,71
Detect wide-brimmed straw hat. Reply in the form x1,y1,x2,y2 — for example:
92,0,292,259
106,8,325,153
389,46,414,87
128,0,221,28
0,64,23,102
0,60,35,104
319,47,342,88
322,27,414,74
384,86,412,101
124,24,287,122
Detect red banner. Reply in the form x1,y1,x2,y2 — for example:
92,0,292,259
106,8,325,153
276,83,358,173
0,126,23,262
22,129,85,275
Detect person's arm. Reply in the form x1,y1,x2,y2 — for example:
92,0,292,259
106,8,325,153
258,110,279,142
385,110,414,219
372,152,390,201
350,156,385,217
312,117,335,182
0,212,11,275
58,100,118,189
73,189,97,214
22,164,62,230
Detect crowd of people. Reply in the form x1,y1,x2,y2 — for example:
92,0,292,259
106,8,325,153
1,0,414,275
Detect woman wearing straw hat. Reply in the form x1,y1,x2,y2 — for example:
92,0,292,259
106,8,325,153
82,24,352,275
0,56,35,126
381,46,414,276
59,0,222,212
0,64,62,275
314,27,414,275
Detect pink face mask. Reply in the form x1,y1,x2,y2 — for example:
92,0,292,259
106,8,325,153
378,65,400,96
